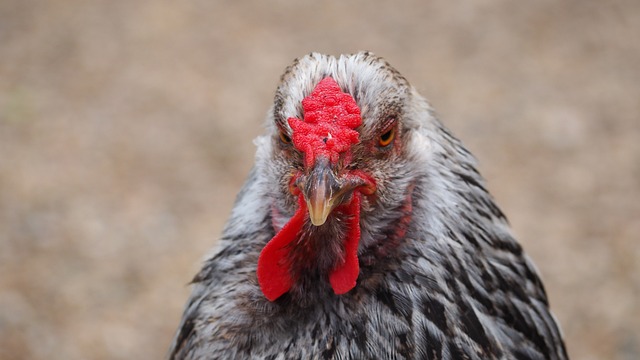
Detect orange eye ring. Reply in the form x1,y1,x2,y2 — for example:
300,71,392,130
378,127,395,147
279,130,292,145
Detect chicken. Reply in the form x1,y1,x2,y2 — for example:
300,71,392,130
168,52,568,359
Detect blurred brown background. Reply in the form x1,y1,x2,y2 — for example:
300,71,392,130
1,1,638,359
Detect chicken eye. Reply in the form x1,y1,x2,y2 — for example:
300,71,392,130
279,130,292,145
378,128,395,147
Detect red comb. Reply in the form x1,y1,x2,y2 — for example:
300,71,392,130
288,77,362,167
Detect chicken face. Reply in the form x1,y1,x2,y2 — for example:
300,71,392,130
287,77,374,226
257,54,417,302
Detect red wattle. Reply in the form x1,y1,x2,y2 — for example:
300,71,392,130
257,195,306,301
329,192,361,294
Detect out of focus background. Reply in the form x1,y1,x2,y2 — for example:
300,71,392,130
1,1,638,359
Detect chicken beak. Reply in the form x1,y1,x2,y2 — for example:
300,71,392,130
302,157,342,226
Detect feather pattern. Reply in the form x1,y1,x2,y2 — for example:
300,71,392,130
168,52,568,360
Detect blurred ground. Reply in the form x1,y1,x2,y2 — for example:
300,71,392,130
1,0,639,359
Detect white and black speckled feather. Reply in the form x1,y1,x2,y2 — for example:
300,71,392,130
168,52,568,360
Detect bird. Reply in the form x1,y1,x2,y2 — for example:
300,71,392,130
168,52,568,359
